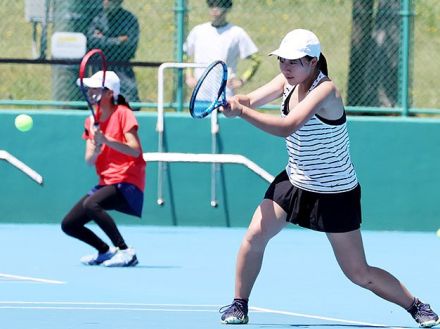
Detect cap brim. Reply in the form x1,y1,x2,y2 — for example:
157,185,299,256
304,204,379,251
268,48,307,60
76,77,103,88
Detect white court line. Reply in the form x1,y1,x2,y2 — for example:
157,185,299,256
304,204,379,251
0,302,219,307
253,307,405,328
0,306,217,312
0,301,404,328
0,273,65,285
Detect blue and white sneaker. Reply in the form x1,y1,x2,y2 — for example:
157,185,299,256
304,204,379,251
102,247,138,267
408,298,440,328
80,247,118,266
220,299,249,324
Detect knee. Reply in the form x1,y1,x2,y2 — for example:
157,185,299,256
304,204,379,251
243,227,271,251
344,266,372,288
61,217,76,235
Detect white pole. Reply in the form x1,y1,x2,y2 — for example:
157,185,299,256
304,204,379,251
156,63,208,206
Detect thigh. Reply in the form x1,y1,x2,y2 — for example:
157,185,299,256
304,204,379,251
245,199,288,243
326,229,368,275
62,195,92,227
86,185,124,210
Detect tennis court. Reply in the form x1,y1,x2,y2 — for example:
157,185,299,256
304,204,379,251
1,223,438,328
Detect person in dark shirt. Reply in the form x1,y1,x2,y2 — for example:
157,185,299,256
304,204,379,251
87,0,140,106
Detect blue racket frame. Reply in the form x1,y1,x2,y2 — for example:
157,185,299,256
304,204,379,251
189,60,228,119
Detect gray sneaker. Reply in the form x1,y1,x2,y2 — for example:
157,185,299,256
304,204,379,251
219,299,249,324
408,298,440,328
80,247,118,265
102,248,138,267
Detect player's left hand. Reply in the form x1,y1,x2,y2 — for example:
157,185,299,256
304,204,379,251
220,97,242,118
93,128,108,145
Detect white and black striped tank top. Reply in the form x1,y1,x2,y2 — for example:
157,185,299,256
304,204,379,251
281,72,358,193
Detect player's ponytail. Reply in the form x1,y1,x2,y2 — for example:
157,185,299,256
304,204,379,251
115,94,132,110
318,53,328,76
305,53,328,76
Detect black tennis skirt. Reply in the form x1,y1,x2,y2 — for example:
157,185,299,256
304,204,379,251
264,170,361,233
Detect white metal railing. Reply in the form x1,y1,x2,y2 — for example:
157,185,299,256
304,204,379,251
0,150,43,185
144,152,274,206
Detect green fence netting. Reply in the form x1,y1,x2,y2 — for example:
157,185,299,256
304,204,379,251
0,0,438,114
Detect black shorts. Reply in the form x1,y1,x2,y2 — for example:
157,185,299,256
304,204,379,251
264,170,362,233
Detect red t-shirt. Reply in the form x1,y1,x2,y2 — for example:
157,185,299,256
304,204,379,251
83,105,146,191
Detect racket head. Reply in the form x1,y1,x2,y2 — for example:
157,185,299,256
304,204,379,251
78,49,107,125
189,60,228,119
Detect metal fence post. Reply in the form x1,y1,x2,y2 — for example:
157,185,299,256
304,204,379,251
174,0,187,112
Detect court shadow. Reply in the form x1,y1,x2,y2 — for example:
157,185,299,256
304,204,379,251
131,265,182,269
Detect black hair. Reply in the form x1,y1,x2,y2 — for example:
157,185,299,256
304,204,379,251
207,0,233,8
305,53,328,76
115,94,132,109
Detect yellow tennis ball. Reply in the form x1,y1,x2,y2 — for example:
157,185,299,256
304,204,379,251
436,229,440,238
15,114,33,132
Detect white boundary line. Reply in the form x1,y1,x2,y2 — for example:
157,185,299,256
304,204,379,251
0,301,404,328
0,273,65,285
253,307,405,328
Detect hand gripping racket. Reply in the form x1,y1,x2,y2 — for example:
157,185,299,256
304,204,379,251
189,60,228,119
78,49,107,126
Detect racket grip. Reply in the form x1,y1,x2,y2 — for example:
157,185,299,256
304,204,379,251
92,123,103,148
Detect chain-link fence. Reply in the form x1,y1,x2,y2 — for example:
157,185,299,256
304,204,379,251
0,0,438,114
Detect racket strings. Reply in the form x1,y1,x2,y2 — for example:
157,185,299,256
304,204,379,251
192,64,225,117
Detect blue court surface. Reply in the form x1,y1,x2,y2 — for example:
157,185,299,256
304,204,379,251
0,224,439,329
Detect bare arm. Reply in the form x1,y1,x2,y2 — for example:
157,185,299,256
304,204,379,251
223,80,337,137
85,139,102,166
94,127,142,157
85,126,142,165
246,73,286,108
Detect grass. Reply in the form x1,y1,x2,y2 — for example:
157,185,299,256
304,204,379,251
0,0,439,111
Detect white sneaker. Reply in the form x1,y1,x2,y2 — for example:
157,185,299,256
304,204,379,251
102,248,138,267
80,247,118,265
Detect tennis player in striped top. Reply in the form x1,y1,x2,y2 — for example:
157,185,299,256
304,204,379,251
219,29,439,327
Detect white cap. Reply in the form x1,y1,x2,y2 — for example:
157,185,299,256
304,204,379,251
77,70,120,98
269,29,321,60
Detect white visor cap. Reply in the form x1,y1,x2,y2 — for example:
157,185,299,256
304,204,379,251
77,70,120,99
269,29,321,60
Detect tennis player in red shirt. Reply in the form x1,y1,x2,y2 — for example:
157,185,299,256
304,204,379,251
61,70,145,267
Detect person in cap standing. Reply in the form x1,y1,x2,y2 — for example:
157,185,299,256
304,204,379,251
184,0,261,97
218,29,440,327
61,70,145,267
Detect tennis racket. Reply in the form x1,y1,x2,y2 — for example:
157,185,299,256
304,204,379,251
189,60,228,119
78,48,107,126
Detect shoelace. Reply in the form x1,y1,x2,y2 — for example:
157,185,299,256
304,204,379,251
219,303,233,314
219,300,246,315
416,303,435,318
